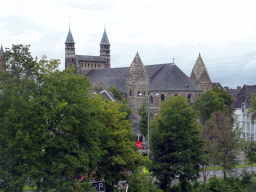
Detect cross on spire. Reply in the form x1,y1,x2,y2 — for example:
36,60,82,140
104,22,106,31
173,58,175,63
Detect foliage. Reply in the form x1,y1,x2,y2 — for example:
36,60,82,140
148,95,208,191
92,95,150,191
244,139,256,172
0,45,102,191
125,170,163,192
247,93,256,125
212,86,235,108
204,109,243,179
192,90,225,124
137,102,148,136
107,84,124,102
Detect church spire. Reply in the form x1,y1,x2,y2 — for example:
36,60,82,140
100,29,110,45
65,27,75,44
0,43,4,57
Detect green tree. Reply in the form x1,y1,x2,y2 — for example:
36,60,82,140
205,110,242,179
192,90,225,124
107,84,124,102
246,93,256,125
244,139,256,173
137,102,148,136
0,45,101,191
148,95,207,191
92,95,149,191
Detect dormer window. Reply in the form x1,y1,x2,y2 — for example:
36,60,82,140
185,84,189,88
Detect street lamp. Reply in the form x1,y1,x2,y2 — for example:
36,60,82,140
139,92,159,158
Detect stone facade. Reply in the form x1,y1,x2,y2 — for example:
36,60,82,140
190,53,212,92
65,28,110,74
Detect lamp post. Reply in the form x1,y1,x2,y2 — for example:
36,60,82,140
139,92,159,158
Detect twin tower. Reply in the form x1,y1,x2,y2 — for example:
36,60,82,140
65,27,111,75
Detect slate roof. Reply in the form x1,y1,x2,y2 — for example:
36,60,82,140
65,30,75,44
0,44,3,57
212,82,223,89
86,63,202,93
76,55,106,63
100,30,110,45
232,85,256,108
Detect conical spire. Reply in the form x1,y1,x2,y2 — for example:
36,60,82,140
0,44,4,57
65,28,75,44
100,30,110,45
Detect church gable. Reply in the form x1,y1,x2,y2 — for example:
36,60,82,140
199,68,212,84
127,52,148,82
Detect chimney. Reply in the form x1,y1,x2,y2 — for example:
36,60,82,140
224,86,229,90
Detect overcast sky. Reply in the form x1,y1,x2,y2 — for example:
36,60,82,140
1,0,256,89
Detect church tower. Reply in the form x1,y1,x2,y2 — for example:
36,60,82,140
100,28,110,68
190,53,212,92
126,52,149,120
65,27,76,70
0,43,4,71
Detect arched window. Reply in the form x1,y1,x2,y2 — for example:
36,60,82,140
174,93,178,96
88,63,89,67
198,93,201,97
91,64,93,68
150,95,153,103
161,94,165,101
95,64,96,68
187,94,191,102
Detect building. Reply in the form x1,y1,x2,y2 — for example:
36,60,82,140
64,28,218,141
65,27,110,75
232,85,256,141
0,43,4,71
190,53,212,93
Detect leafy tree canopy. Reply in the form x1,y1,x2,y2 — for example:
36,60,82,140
137,102,148,136
107,84,124,102
148,95,207,191
0,45,102,191
192,90,225,124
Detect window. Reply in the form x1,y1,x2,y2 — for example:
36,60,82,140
98,64,100,68
95,64,96,68
139,135,143,142
198,93,201,97
136,135,138,141
247,133,250,141
187,94,191,102
150,95,153,103
247,123,250,132
130,90,132,96
243,123,245,131
252,134,254,141
174,93,178,96
138,91,141,97
161,94,165,101
252,124,254,132
88,63,89,67
91,64,93,68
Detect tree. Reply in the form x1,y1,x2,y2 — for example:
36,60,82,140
107,84,124,102
246,93,256,125
92,95,149,191
148,95,207,191
204,109,242,179
192,90,225,124
137,102,148,137
244,139,256,173
0,45,102,191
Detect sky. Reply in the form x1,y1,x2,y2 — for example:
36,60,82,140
1,0,256,89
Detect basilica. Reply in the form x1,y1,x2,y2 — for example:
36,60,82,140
64,28,213,122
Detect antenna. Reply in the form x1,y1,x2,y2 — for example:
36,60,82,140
173,58,175,63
